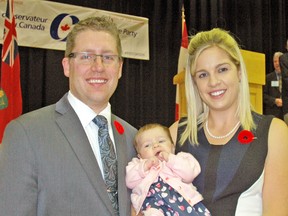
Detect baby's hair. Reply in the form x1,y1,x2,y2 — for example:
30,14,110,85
134,123,173,151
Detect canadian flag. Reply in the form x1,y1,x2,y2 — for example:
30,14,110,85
175,10,188,120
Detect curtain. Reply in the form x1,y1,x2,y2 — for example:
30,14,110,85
1,0,288,129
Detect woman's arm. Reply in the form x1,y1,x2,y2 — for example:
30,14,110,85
262,118,288,215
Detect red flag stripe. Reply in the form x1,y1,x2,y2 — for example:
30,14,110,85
181,19,188,49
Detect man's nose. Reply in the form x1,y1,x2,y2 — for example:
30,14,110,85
91,56,105,71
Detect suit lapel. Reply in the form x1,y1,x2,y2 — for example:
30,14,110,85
111,115,130,216
55,95,115,215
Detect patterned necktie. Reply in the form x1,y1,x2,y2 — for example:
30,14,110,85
93,115,118,215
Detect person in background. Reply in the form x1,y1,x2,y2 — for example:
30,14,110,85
170,28,288,216
0,16,137,216
263,51,283,119
279,38,288,124
126,123,211,216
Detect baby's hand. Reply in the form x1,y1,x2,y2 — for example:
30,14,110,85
144,156,159,171
158,151,170,162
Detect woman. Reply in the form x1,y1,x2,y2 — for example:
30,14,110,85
169,28,288,215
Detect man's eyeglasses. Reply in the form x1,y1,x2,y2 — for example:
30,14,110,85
68,52,120,66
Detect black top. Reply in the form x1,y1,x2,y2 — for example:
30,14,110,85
176,112,273,216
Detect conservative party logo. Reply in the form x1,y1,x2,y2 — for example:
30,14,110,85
50,14,79,42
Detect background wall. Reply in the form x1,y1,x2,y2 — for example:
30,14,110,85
1,0,288,129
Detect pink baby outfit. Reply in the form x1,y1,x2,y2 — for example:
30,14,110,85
126,152,204,215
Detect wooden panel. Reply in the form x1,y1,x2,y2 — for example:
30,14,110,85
242,49,265,114
249,83,263,114
241,49,265,85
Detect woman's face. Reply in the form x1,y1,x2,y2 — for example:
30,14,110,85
193,46,241,113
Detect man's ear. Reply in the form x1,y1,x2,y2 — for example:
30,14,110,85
62,57,70,78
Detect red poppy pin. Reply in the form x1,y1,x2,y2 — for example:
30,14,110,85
237,130,256,144
114,120,124,135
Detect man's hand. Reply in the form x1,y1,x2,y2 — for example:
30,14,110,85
275,98,283,107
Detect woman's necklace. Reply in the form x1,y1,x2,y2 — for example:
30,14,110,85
205,119,241,139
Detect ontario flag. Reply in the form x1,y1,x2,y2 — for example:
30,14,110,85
0,0,22,143
175,8,188,120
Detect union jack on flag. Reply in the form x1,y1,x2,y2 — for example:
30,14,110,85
1,0,18,68
0,0,22,143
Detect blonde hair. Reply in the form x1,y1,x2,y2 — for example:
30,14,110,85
179,28,255,145
134,123,173,152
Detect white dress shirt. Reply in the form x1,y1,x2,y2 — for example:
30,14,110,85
67,91,116,179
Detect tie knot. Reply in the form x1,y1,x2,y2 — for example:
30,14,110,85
93,115,108,129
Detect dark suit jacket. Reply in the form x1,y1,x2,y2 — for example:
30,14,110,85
280,53,288,115
263,71,283,119
0,93,137,216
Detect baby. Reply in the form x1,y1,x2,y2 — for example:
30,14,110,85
126,123,211,216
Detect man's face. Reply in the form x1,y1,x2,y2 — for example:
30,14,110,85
62,30,123,113
274,56,281,73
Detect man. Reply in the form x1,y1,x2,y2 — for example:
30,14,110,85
280,39,288,124
263,52,284,119
0,17,137,216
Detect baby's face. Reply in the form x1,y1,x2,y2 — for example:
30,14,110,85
136,127,174,159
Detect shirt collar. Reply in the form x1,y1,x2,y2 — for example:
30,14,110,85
67,91,111,127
